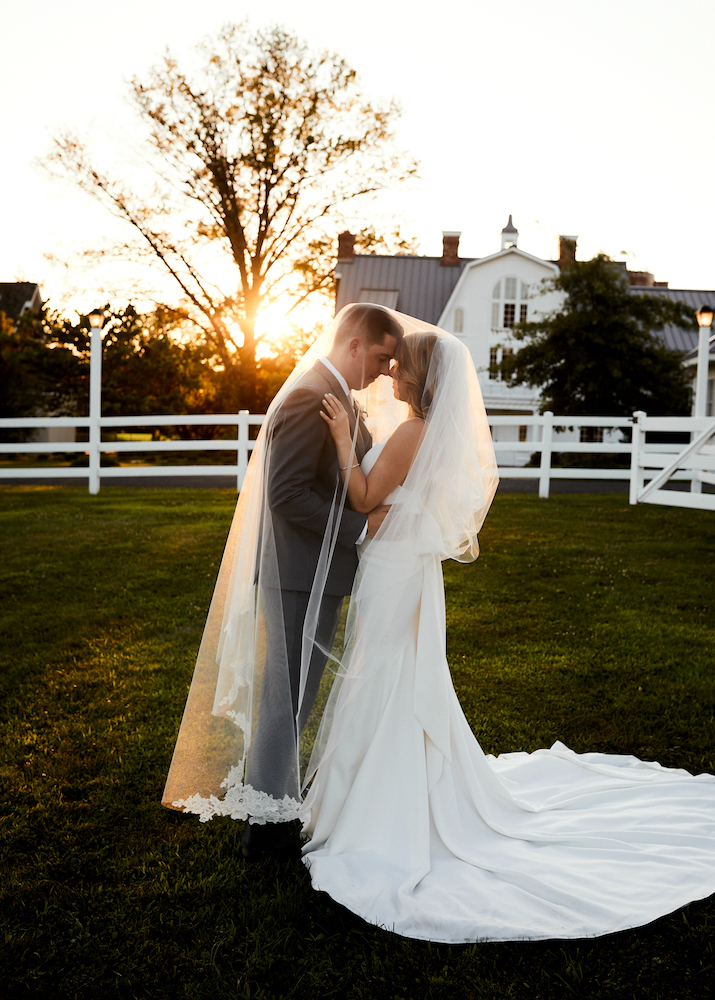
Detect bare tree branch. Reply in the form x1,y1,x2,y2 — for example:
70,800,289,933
41,21,419,407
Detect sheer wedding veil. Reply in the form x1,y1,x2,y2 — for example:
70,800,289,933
162,305,498,822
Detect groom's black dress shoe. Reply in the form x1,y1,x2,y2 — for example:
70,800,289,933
241,819,301,862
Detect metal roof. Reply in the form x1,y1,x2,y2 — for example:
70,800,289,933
631,287,714,354
335,254,474,325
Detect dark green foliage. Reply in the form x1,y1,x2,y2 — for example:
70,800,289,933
33,303,211,418
502,256,695,415
1,487,713,999
0,310,82,437
2,304,316,428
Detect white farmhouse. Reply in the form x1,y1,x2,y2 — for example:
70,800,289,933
336,222,585,461
435,219,564,418
334,220,713,462
335,220,567,422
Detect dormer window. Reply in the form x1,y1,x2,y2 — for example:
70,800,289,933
492,276,529,330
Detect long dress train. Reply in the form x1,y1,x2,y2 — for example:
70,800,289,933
300,443,715,944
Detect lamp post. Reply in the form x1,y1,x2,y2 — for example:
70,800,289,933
694,304,713,419
88,309,106,495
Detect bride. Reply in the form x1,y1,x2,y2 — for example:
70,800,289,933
164,306,715,944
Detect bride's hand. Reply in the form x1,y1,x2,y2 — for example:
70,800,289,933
320,393,351,443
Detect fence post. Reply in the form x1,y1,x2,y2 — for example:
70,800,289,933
88,328,102,495
629,410,646,505
538,411,553,499
237,409,249,491
691,415,703,494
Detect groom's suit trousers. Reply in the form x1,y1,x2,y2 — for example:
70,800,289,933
245,588,342,800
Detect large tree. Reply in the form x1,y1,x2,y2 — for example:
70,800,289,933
501,255,695,415
45,22,418,409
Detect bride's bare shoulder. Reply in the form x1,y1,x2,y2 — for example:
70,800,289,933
382,416,425,457
391,416,426,438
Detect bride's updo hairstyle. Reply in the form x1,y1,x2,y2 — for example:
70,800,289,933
394,332,439,419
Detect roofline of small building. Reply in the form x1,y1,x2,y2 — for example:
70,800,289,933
338,253,478,263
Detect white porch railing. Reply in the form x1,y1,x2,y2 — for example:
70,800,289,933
0,409,711,506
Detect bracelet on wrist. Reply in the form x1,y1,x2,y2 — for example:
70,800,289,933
340,462,360,471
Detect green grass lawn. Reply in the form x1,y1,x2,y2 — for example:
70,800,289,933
1,486,714,1000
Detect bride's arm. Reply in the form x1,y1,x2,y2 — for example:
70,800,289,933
320,393,424,513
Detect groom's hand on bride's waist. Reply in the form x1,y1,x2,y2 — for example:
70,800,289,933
367,505,391,537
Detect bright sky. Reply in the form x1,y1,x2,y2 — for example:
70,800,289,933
2,0,715,319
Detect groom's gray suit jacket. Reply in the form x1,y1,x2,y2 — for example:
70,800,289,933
266,361,373,597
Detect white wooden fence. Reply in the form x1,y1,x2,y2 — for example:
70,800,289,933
629,411,715,512
1,409,713,508
0,413,265,494
487,411,712,506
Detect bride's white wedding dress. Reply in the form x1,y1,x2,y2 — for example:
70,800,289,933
300,441,715,944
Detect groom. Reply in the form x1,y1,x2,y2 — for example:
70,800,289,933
241,304,403,861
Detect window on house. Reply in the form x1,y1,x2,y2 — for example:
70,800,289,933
580,427,604,443
492,275,528,330
454,307,464,334
518,425,528,442
489,346,499,380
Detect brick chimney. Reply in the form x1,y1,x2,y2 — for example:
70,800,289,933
558,235,578,269
337,231,355,260
628,271,655,287
441,231,461,266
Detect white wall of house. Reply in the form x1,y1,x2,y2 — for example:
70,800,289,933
437,247,565,465
438,247,561,409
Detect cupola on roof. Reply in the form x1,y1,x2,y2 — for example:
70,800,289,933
500,215,518,250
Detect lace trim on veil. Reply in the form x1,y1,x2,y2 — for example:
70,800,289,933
173,766,302,824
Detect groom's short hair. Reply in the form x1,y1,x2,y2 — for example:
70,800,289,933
335,304,404,348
